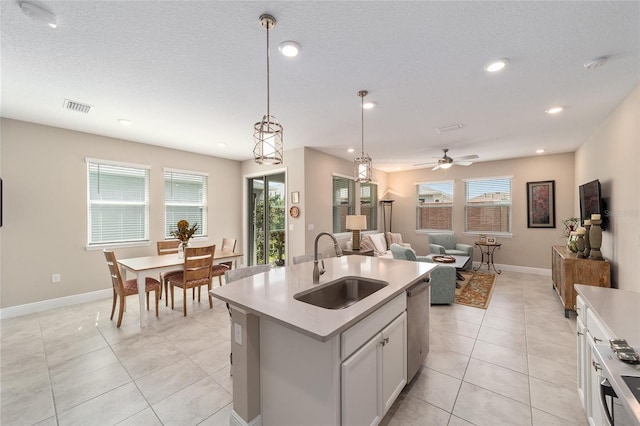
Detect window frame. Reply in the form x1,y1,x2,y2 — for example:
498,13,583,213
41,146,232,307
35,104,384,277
464,176,513,236
86,158,150,249
164,168,208,240
416,180,454,232
359,181,378,232
332,174,355,234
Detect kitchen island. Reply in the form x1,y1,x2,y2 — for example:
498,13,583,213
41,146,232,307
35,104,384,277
210,255,435,426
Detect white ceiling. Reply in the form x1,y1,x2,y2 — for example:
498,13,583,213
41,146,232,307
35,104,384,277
2,1,639,172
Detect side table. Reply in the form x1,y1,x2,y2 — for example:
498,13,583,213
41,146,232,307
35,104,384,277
474,242,502,274
342,248,374,257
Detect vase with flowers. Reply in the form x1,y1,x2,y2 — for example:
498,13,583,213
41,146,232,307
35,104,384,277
170,220,199,258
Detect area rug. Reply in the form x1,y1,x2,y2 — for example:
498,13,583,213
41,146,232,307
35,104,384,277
455,272,497,309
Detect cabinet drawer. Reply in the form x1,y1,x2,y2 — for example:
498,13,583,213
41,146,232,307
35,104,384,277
586,308,611,345
341,293,406,360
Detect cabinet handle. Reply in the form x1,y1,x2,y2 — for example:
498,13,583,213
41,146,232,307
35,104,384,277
577,331,584,336
593,336,602,343
592,361,602,372
380,337,389,346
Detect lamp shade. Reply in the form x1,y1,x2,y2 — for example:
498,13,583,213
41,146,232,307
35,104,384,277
346,215,367,230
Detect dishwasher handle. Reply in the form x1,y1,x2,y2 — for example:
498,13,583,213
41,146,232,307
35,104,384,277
407,280,430,297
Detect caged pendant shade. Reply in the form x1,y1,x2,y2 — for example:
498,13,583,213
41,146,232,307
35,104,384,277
354,90,372,183
253,14,283,165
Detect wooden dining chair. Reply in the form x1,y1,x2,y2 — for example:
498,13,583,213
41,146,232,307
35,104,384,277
212,237,237,286
168,244,215,316
103,250,161,327
156,240,185,306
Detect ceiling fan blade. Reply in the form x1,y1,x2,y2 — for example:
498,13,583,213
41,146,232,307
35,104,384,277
413,162,437,167
456,161,474,166
455,154,479,161
432,164,441,171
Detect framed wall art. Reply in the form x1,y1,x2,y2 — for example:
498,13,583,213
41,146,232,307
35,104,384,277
527,180,556,228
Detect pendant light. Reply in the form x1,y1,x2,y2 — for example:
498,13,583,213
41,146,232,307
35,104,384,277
253,14,283,165
354,90,372,183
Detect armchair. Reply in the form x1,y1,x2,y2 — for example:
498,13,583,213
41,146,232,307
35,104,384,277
428,233,473,269
390,244,456,304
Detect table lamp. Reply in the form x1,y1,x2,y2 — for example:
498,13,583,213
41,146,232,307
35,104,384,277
346,215,367,250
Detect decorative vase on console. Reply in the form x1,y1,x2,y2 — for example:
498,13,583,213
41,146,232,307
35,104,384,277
588,214,604,260
583,219,591,258
575,228,586,258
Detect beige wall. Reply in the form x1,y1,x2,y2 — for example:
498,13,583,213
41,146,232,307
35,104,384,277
575,85,640,292
386,153,576,270
1,119,242,309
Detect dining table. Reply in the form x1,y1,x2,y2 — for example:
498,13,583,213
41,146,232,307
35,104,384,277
118,250,243,327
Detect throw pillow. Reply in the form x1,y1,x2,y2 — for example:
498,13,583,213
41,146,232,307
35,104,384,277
385,232,404,247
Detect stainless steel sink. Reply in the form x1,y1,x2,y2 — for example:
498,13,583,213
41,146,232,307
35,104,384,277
294,276,388,310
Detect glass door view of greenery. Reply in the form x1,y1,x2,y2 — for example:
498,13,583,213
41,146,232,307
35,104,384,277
248,173,286,266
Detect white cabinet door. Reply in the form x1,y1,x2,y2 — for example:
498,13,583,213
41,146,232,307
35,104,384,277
342,332,382,426
576,313,588,410
587,339,604,426
381,312,407,414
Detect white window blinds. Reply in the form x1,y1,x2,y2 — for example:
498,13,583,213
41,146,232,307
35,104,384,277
360,182,378,231
87,160,150,245
465,177,512,233
164,170,208,238
333,176,355,233
416,181,453,230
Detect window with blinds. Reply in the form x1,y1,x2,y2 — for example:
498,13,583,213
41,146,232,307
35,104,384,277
333,176,355,233
360,182,378,231
416,181,453,230
164,170,208,238
87,160,150,245
465,177,512,234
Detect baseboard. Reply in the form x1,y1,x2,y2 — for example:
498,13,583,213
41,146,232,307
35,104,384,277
471,261,551,276
0,288,112,320
230,410,261,426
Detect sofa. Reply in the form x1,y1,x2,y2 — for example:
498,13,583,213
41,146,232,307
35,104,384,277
390,244,456,304
359,232,411,257
428,233,473,270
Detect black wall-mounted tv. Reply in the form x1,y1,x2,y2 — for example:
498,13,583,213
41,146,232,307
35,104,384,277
579,179,607,230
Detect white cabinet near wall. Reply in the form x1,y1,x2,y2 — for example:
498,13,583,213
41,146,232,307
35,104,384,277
576,295,588,410
341,312,407,426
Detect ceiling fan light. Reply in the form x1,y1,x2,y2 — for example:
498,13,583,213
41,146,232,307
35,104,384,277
20,2,57,28
440,163,453,169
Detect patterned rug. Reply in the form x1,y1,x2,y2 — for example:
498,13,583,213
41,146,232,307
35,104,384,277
455,272,497,309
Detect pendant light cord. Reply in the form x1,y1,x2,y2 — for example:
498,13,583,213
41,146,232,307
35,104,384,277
266,20,271,123
361,94,365,154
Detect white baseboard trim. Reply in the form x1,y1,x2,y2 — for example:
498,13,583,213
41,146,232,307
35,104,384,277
230,410,261,426
0,288,112,320
471,262,551,276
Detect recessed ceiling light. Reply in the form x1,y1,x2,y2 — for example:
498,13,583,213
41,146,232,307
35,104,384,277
584,57,607,70
117,119,132,125
278,41,300,57
545,106,563,114
218,143,226,148
347,148,355,153
536,149,545,154
362,101,376,109
20,1,57,28
485,58,509,73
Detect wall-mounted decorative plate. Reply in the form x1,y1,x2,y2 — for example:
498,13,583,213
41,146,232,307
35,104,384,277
289,206,300,218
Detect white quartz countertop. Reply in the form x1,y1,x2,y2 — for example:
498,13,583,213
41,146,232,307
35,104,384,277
210,256,435,341
575,285,640,346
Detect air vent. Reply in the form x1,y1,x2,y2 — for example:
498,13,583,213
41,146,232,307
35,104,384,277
63,99,93,113
436,123,463,133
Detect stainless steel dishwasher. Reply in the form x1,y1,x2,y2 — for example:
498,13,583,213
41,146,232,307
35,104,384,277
406,278,430,382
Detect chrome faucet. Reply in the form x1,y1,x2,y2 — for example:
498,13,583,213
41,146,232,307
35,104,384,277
313,232,343,284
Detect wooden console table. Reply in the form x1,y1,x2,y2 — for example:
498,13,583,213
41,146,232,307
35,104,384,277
551,245,610,318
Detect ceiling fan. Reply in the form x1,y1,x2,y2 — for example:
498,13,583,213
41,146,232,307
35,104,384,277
414,148,479,170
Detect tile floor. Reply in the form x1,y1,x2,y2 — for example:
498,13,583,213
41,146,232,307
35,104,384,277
0,271,587,425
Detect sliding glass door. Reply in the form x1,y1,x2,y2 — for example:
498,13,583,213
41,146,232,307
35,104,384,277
248,172,286,266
